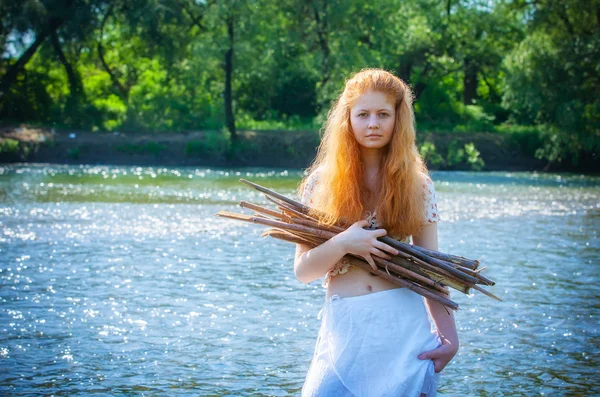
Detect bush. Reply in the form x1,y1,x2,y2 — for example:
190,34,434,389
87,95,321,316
143,141,167,157
447,141,485,170
236,112,320,131
498,124,543,157
446,141,465,168
464,143,485,171
68,148,80,159
454,105,496,132
419,141,445,168
0,139,20,154
185,131,230,158
0,138,29,161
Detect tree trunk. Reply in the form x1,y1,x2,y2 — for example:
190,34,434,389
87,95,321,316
0,23,58,97
398,59,413,82
97,5,129,102
51,31,84,99
313,2,330,88
224,13,236,141
0,0,75,97
414,82,427,100
463,57,478,105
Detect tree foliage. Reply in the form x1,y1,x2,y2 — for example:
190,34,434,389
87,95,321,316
0,0,598,167
502,0,599,166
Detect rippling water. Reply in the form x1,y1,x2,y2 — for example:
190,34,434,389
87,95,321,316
0,164,598,396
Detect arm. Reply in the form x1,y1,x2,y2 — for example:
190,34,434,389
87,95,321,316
413,222,459,373
294,236,347,284
294,172,397,284
294,220,398,284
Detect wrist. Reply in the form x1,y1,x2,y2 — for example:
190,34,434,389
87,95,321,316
438,333,459,350
330,233,349,255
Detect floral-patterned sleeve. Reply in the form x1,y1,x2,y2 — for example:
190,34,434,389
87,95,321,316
422,174,441,224
299,171,351,287
300,172,319,206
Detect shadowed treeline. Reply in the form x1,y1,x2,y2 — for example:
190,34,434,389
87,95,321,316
0,0,598,169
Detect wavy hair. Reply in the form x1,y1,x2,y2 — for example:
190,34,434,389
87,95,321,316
300,68,429,239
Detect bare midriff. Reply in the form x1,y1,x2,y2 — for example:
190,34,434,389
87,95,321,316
326,265,403,300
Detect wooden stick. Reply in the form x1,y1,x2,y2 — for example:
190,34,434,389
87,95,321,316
470,284,502,301
261,228,458,310
223,179,497,303
240,201,290,221
260,217,480,293
381,236,479,285
262,229,315,246
372,256,448,294
222,210,496,301
344,257,459,310
267,200,477,284
409,245,480,270
216,211,337,240
389,256,471,294
240,178,480,269
266,196,318,222
266,226,462,298
278,213,346,234
240,178,313,215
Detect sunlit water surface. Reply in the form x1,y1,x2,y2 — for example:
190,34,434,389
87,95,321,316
0,164,598,396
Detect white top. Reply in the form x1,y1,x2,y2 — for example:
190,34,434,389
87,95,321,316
300,171,441,287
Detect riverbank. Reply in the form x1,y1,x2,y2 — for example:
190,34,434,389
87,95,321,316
0,125,559,171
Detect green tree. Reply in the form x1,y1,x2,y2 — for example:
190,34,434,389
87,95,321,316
503,0,600,167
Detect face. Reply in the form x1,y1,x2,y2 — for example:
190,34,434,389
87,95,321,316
349,90,396,151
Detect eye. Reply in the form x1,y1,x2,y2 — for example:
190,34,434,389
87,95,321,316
379,112,390,117
357,113,368,117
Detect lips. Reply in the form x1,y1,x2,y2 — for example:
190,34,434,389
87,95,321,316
366,134,382,137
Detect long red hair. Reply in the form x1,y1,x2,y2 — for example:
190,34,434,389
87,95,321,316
300,68,429,239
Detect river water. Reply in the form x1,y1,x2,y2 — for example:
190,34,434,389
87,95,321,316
0,164,598,396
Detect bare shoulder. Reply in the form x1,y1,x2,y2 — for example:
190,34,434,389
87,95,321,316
412,221,438,251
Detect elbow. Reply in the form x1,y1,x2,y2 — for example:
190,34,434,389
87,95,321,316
293,262,312,284
296,276,311,285
294,268,311,284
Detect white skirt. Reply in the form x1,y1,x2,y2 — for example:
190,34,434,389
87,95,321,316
302,288,442,397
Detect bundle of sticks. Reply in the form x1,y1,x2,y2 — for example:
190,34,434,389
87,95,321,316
216,179,499,311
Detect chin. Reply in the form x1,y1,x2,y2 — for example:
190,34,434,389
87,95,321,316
360,142,389,150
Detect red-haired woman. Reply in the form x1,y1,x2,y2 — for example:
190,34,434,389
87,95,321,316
296,69,458,397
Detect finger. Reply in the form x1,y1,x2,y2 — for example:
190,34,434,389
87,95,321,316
371,248,392,261
364,255,377,272
374,241,399,256
356,220,370,228
371,228,388,237
417,348,441,360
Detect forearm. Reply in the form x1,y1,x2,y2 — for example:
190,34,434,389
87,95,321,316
294,235,347,284
425,294,459,347
413,223,458,345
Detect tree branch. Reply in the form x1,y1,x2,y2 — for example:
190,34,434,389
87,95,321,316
97,4,128,100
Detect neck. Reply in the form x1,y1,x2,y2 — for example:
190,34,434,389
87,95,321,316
359,147,385,201
359,147,384,171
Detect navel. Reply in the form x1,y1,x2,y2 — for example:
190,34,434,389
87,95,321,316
367,285,373,292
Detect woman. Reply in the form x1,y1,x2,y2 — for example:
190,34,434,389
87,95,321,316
296,69,458,397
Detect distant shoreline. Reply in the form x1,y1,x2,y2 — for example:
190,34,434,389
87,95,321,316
0,125,581,172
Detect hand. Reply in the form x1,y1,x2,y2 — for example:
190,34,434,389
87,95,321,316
417,336,458,373
335,220,399,271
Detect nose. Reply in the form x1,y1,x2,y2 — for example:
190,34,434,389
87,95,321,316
368,116,379,130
